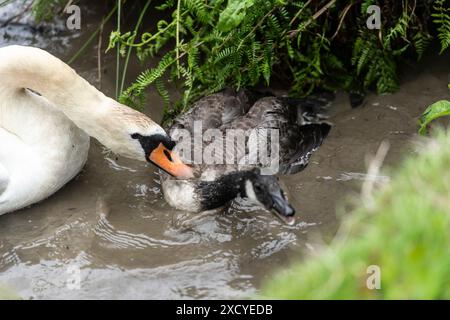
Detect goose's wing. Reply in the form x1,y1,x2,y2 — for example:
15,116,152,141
276,95,331,174
169,92,238,134
222,96,331,175
168,89,267,134
168,89,267,171
278,122,331,174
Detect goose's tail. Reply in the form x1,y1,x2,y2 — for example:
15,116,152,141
279,92,334,125
279,122,331,175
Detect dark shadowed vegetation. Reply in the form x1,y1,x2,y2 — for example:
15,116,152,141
104,0,450,119
15,0,449,117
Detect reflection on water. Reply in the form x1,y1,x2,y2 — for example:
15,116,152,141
1,2,450,299
336,172,390,183
0,255,255,299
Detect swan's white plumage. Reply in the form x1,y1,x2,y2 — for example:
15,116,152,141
0,131,11,197
0,45,166,215
0,86,90,215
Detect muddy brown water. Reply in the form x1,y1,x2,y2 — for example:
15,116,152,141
0,2,449,299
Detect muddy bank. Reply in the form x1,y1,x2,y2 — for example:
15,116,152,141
0,2,449,299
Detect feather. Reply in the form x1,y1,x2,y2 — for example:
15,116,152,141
168,89,332,175
0,161,8,198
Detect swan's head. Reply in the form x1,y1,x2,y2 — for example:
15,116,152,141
95,102,194,178
244,171,295,225
130,132,193,178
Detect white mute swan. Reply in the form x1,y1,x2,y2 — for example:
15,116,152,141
0,45,193,216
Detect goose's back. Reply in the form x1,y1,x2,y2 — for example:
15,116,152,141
166,90,331,176
161,90,332,212
169,89,266,134
228,96,330,174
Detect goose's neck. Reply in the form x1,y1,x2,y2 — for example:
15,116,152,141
199,171,251,210
0,45,108,138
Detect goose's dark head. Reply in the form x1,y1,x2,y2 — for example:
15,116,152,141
244,171,295,225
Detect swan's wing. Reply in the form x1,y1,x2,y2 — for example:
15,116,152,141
0,128,10,197
0,162,8,197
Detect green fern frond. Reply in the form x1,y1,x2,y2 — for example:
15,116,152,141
383,9,410,49
156,0,175,11
432,0,450,53
361,0,376,14
120,53,175,109
155,78,171,109
183,0,210,24
413,31,432,60
102,0,446,117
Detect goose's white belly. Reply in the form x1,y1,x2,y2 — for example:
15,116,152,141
0,89,90,215
161,177,201,212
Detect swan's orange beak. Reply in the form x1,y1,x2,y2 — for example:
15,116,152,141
149,143,194,179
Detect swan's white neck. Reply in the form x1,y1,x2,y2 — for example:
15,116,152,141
0,45,168,215
0,45,167,159
0,45,107,136
0,46,107,215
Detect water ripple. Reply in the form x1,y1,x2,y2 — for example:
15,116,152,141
94,213,199,249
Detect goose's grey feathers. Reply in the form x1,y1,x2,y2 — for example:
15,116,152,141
161,89,332,217
279,123,331,174
169,89,266,134
171,91,331,175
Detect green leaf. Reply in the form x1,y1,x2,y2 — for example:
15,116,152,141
217,0,255,33
106,31,121,52
419,100,450,135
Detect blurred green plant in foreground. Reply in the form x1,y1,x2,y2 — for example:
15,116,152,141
0,285,20,300
261,130,450,299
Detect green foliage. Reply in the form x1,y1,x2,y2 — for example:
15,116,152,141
217,0,255,32
419,98,450,135
413,31,433,60
25,0,450,116
432,0,450,53
31,0,68,22
418,84,450,135
352,32,399,94
105,0,449,116
119,52,176,110
261,129,450,299
0,285,20,299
